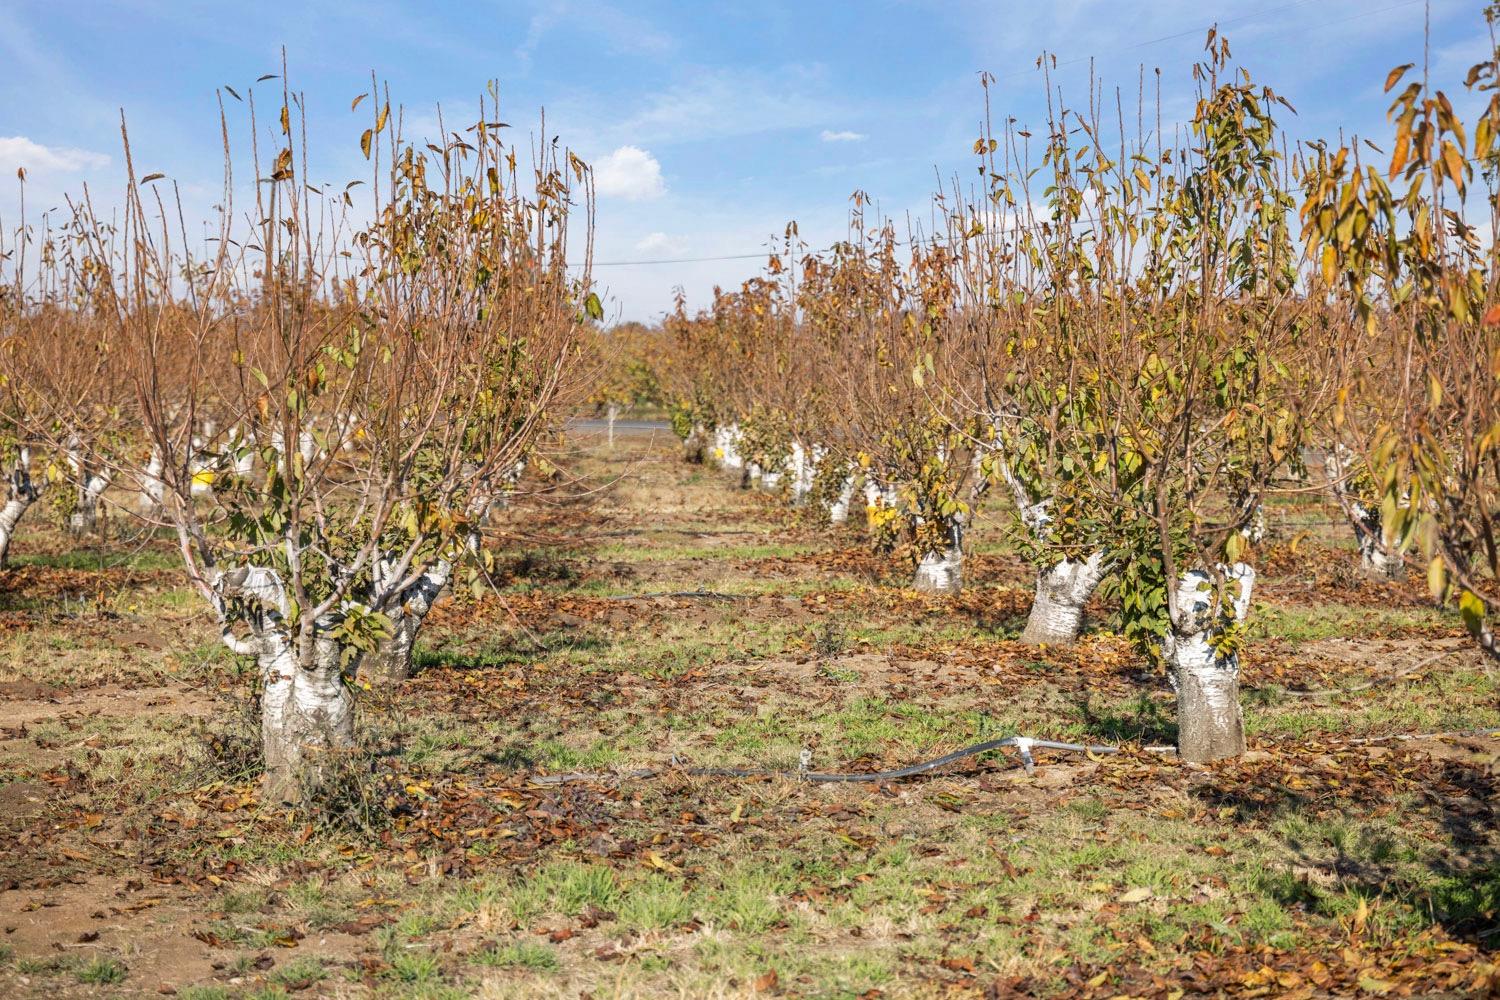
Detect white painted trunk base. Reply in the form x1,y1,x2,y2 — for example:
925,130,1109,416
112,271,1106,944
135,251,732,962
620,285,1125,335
1163,564,1255,763
70,473,109,535
828,477,857,525
363,559,453,683
1019,551,1107,645
259,629,355,802
913,547,963,595
215,566,356,801
0,449,40,566
0,496,33,567
1358,535,1406,581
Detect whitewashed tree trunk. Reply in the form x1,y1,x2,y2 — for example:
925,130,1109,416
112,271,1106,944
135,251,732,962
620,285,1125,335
216,566,355,802
362,559,453,684
828,476,857,525
138,448,166,516
0,449,41,568
710,424,731,468
1239,502,1267,544
1164,564,1254,763
1355,527,1404,580
863,477,898,519
69,471,109,536
913,521,964,595
606,403,621,449
270,428,319,476
65,438,110,536
721,423,744,470
759,458,783,492
1019,551,1108,645
1325,449,1405,580
493,458,526,510
998,459,1108,645
788,442,819,506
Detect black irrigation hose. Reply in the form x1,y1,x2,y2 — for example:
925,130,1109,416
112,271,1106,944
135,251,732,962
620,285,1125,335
528,735,1122,786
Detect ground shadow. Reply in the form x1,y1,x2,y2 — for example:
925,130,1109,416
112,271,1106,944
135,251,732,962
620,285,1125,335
1193,747,1500,943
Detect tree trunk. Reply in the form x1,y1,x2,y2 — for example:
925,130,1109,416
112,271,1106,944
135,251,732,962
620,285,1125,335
0,450,40,568
606,403,620,449
913,522,964,595
1325,449,1404,581
215,565,356,802
1241,503,1267,544
913,546,963,594
1164,565,1254,764
789,442,817,506
260,627,355,803
682,423,708,463
69,474,107,536
361,562,451,685
828,477,856,525
138,449,165,517
0,496,32,568
720,423,744,471
1019,551,1107,645
1357,533,1405,581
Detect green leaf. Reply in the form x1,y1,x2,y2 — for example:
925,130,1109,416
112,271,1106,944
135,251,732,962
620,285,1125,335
584,292,604,322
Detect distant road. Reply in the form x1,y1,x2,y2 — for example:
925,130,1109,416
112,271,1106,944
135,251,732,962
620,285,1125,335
568,417,673,435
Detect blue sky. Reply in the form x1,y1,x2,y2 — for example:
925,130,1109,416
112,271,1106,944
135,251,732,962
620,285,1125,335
0,0,1488,322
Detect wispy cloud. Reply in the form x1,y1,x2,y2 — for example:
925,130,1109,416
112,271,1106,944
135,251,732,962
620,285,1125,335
820,129,866,142
0,136,109,176
514,0,674,72
598,65,848,147
594,145,666,201
634,231,686,256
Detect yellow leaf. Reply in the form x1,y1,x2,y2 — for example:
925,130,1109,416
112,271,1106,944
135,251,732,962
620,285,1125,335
1442,140,1466,192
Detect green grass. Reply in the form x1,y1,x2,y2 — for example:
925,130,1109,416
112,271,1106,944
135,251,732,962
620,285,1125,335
74,956,128,985
472,941,558,970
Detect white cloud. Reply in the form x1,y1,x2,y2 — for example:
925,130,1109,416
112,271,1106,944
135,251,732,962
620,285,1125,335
634,231,685,256
0,136,109,177
593,145,665,201
820,129,866,143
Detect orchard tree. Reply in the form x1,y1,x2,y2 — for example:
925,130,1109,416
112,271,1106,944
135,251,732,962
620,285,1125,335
12,79,596,798
800,210,985,594
941,75,1117,644
1308,8,1500,658
1037,37,1342,761
0,205,145,559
